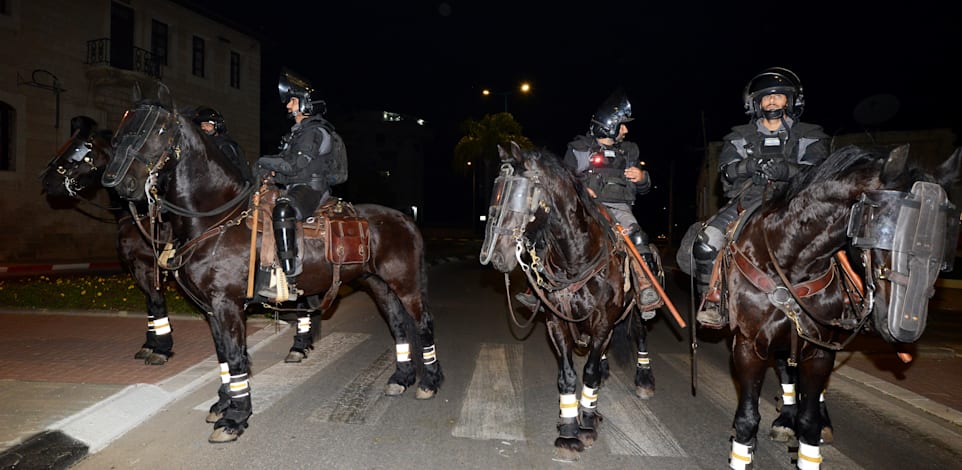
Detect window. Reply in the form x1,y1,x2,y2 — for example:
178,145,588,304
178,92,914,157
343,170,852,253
0,101,14,171
229,51,240,88
151,19,168,65
192,36,205,77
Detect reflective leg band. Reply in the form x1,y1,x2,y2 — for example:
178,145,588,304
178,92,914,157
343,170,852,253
782,383,796,405
729,440,753,470
560,393,578,418
797,442,822,470
422,344,437,365
601,353,607,361
229,373,250,398
146,316,156,333
820,391,826,403
396,343,411,362
637,351,651,368
153,316,171,335
580,386,598,409
219,362,230,384
297,316,311,334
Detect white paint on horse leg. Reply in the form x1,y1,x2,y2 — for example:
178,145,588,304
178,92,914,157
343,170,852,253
451,342,524,441
782,383,797,405
193,332,369,415
599,370,687,457
729,440,753,470
661,354,864,469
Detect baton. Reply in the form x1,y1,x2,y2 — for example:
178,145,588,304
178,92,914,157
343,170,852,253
615,223,686,329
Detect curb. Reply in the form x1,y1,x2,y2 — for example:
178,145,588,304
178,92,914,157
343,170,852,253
0,262,122,275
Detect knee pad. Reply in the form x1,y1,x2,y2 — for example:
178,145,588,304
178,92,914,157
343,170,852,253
628,223,649,247
694,226,724,260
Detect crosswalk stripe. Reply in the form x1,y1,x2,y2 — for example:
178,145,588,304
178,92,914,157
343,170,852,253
309,348,395,424
601,371,688,457
193,332,370,414
452,342,525,441
661,353,863,469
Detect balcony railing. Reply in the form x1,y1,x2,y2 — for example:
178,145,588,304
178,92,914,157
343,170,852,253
85,38,163,80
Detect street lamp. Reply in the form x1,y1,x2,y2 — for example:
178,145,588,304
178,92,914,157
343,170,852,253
482,82,532,113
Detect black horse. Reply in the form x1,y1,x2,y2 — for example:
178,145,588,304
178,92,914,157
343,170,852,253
101,84,444,443
480,142,675,460
718,144,959,467
40,123,175,365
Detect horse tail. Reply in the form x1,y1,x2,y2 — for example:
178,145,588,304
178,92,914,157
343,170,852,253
607,312,636,372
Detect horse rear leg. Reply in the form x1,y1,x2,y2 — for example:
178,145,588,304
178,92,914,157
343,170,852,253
362,276,420,397
546,320,583,461
284,310,316,363
730,337,768,469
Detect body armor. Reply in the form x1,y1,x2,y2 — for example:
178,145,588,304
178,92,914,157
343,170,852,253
565,135,644,204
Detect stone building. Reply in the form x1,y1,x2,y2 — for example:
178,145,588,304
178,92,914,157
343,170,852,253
0,0,260,264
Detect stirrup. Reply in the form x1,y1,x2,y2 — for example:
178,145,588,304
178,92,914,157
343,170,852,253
256,266,299,302
696,302,725,329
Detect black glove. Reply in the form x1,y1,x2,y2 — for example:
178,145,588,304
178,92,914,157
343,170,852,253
723,158,759,183
753,159,789,184
254,164,272,182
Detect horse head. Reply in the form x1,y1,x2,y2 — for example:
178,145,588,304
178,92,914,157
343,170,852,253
847,145,960,343
479,142,605,275
102,82,183,201
41,124,113,198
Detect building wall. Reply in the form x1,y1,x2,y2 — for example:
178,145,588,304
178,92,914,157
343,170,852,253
0,0,260,264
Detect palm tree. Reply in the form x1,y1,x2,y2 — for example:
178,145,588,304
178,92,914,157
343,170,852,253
453,113,534,229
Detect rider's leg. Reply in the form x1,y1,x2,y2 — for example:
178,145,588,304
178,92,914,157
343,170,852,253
694,203,737,327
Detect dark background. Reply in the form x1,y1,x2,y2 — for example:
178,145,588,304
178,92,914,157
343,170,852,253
184,0,962,234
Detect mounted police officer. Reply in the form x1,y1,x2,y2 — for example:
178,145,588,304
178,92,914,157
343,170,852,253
515,89,655,311
690,67,830,328
192,106,252,184
253,69,346,302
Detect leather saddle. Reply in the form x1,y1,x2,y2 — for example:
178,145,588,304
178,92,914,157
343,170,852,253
246,187,371,267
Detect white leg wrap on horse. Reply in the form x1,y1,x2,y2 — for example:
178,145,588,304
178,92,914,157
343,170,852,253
153,316,171,335
580,386,598,409
219,362,230,384
601,353,607,361
297,316,311,334
422,344,437,365
729,440,753,470
147,316,156,333
782,383,796,405
797,442,822,469
637,351,651,369
819,390,826,403
559,393,578,418
229,373,250,398
396,343,411,362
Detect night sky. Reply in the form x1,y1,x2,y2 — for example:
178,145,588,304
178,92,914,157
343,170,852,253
186,1,962,232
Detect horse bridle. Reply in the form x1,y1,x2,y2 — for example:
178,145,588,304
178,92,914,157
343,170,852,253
103,104,182,192
45,133,99,197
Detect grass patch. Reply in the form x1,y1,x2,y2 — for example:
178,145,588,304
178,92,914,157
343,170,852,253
0,273,201,314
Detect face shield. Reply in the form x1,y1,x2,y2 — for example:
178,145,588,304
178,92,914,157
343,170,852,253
102,106,161,188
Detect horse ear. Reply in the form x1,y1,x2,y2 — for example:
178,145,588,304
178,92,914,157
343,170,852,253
497,144,509,162
132,82,142,102
157,82,175,110
936,147,962,188
881,144,910,182
509,141,524,163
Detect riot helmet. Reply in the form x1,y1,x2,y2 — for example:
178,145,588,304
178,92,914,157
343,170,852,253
278,68,327,117
588,88,634,140
743,67,805,120
192,106,226,135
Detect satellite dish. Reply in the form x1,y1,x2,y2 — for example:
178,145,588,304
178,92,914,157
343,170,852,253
853,94,900,127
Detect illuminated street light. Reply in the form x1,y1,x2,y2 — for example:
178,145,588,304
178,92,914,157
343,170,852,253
482,82,532,113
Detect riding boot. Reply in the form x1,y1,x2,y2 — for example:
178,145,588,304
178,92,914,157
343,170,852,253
693,234,724,328
514,288,541,313
630,225,659,320
272,201,301,302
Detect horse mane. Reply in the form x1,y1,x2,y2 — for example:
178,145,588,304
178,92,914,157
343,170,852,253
522,147,611,230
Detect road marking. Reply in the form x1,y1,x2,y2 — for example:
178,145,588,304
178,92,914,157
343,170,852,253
661,353,863,469
193,332,370,414
601,371,688,457
309,348,395,425
452,342,525,441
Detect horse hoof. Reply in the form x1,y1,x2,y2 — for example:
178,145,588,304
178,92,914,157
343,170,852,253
384,383,406,396
552,437,584,461
577,428,598,448
144,352,170,365
769,425,795,442
208,426,243,443
134,347,153,360
414,387,436,400
821,426,834,444
206,411,224,423
285,350,306,363
635,385,655,400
